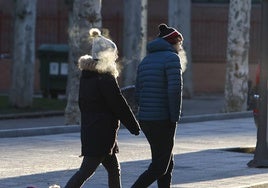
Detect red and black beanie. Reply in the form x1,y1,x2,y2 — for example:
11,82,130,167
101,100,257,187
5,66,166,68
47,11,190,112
158,23,183,44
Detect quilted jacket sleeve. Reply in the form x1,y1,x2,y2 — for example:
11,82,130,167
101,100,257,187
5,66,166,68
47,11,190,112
165,54,183,122
134,66,141,106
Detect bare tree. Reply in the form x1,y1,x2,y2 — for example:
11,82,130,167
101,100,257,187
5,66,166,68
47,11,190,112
224,0,252,112
168,0,193,98
123,0,147,87
9,0,37,108
64,0,102,124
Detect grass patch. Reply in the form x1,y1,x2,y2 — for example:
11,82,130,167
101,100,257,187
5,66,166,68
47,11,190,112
0,95,66,114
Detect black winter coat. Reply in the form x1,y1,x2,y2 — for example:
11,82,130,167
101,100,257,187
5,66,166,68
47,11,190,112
79,70,140,157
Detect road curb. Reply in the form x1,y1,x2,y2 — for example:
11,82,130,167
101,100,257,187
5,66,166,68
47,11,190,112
0,111,253,138
180,111,253,123
0,110,64,120
0,125,80,138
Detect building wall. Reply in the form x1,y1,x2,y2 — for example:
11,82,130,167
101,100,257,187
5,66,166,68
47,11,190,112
0,0,261,94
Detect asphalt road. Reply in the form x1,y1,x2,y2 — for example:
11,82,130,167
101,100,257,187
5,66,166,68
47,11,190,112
1,117,268,188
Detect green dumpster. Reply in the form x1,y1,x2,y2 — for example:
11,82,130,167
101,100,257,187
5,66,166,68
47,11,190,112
38,44,69,98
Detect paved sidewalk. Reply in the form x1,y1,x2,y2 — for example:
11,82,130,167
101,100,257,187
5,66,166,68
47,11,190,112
1,94,267,188
1,117,267,188
0,94,253,138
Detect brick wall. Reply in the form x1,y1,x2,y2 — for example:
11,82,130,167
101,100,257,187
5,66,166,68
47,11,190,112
0,0,261,94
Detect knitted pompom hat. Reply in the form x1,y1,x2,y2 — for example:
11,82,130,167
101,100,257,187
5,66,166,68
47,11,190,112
89,28,117,60
158,23,183,44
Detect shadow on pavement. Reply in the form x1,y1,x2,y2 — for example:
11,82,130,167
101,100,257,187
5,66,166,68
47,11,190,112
1,149,267,188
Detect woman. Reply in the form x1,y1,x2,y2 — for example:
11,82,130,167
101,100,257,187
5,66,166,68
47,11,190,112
65,28,140,188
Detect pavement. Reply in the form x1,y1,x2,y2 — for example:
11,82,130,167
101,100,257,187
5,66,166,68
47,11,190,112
0,94,253,138
1,94,268,188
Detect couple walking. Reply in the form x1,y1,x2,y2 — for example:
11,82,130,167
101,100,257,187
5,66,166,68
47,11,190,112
65,23,183,188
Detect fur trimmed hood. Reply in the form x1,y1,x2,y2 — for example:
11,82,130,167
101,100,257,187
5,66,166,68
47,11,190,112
78,54,119,78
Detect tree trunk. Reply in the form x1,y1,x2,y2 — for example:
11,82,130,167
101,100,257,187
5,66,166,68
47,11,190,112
224,0,252,112
168,0,193,98
9,0,37,108
64,0,102,124
123,0,147,87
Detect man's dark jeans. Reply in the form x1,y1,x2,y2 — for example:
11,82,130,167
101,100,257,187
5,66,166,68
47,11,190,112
65,153,121,188
132,120,177,188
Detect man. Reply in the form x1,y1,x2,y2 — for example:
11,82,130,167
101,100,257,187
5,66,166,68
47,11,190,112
132,23,183,188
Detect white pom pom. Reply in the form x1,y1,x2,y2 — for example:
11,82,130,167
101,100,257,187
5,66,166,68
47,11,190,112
89,28,101,38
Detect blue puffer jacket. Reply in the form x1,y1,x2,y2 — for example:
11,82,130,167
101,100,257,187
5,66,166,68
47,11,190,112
135,38,182,123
